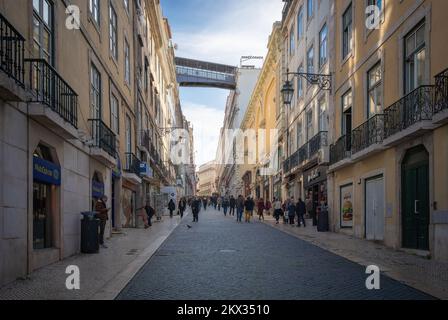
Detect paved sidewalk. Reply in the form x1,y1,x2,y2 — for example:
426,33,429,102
0,213,185,300
261,215,448,299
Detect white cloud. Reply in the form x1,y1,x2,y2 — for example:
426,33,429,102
182,102,224,167
173,0,283,66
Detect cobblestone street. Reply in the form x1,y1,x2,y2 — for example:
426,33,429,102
117,207,434,300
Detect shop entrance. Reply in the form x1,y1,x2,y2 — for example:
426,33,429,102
365,175,385,241
401,146,429,250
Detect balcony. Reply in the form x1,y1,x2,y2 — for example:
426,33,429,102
26,59,78,139
89,119,117,167
329,135,351,168
308,131,328,161
433,68,448,124
123,153,142,185
383,85,436,146
351,114,386,160
0,12,27,101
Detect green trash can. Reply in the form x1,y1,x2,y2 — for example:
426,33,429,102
81,212,99,253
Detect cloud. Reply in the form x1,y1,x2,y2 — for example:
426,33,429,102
172,0,283,67
182,102,225,167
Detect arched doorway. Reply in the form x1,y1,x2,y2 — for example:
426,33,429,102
401,145,430,250
32,143,60,250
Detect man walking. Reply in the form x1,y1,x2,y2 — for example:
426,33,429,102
257,197,265,221
178,197,186,218
244,196,255,223
296,198,306,227
273,197,282,224
222,195,230,216
236,195,244,222
168,199,176,218
192,197,201,222
288,197,296,225
229,195,236,216
95,195,110,249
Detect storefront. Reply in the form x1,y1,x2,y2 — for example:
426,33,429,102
122,180,137,228
32,147,61,250
303,165,328,221
112,158,122,229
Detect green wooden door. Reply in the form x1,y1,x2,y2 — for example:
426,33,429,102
402,146,429,250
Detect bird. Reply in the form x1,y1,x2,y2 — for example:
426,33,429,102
186,225,192,229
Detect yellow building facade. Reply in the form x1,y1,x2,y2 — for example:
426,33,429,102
328,0,448,261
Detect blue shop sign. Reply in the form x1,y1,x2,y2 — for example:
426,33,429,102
33,156,61,186
92,180,105,198
139,162,153,178
112,156,122,179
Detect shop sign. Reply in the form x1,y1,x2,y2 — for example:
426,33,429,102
92,180,105,198
112,157,122,179
304,166,327,188
139,162,153,178
33,156,61,186
340,184,354,228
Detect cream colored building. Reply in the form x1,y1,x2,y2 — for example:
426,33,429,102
328,0,448,262
197,161,217,197
0,0,191,286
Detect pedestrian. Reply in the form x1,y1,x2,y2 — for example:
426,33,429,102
229,195,236,216
202,197,208,210
178,197,187,218
244,196,255,223
282,199,289,224
168,199,176,218
217,196,222,211
222,195,230,216
236,195,244,222
296,198,306,227
257,197,265,221
265,199,272,216
95,195,110,249
273,197,282,224
192,197,201,222
144,201,155,227
288,197,296,225
306,195,316,226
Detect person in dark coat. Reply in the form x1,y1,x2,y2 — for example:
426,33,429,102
244,196,255,223
178,197,187,218
287,197,296,225
229,195,236,216
257,198,265,221
236,195,244,222
192,197,201,222
95,195,110,248
296,198,306,227
168,199,176,218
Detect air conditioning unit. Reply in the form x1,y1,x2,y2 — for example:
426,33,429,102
318,148,330,165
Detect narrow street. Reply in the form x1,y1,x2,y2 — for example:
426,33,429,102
117,207,433,300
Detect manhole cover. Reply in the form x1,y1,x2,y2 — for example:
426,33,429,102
219,249,236,253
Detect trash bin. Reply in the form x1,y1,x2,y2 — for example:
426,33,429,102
317,207,329,232
81,212,99,254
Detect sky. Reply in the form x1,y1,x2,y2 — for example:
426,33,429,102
161,0,284,167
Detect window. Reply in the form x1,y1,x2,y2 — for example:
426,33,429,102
297,122,303,147
297,64,304,99
90,64,101,119
306,110,313,140
342,4,353,59
367,63,382,117
144,58,149,92
307,0,313,21
289,27,295,56
342,90,353,148
124,39,130,84
89,0,100,25
109,4,118,60
404,22,426,94
319,97,327,132
33,0,53,63
319,24,328,68
125,114,132,153
297,7,304,40
110,94,119,134
307,46,314,75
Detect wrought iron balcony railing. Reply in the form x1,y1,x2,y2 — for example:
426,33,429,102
434,68,448,114
309,131,328,159
330,135,350,165
283,157,290,173
384,85,434,139
351,115,384,154
124,153,141,176
89,119,117,158
298,143,308,164
0,12,25,87
26,59,78,128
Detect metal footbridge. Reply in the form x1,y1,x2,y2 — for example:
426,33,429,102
175,57,237,90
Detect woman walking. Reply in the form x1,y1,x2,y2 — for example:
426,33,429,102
273,197,282,224
257,197,265,221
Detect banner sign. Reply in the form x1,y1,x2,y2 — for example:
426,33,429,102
33,156,61,186
139,162,153,178
92,180,105,198
340,184,354,228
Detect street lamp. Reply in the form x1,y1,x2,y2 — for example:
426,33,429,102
281,68,332,105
